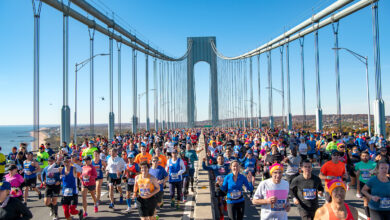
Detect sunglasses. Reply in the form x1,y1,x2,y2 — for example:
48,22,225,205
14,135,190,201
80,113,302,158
152,160,158,162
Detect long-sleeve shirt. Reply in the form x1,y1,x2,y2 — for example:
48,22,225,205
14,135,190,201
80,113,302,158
0,197,33,220
220,173,253,204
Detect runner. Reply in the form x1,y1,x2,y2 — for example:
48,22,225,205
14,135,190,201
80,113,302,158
133,161,161,220
41,156,61,220
240,150,257,187
23,152,42,205
0,181,33,219
220,160,253,220
81,141,98,160
0,147,6,180
203,154,230,220
283,148,301,185
106,148,126,208
134,145,152,165
361,160,390,220
60,156,83,220
355,151,376,219
92,151,105,205
314,179,358,220
37,145,49,189
5,165,24,201
185,143,198,193
149,156,169,219
290,159,324,220
124,154,139,212
252,163,290,220
319,150,347,195
166,149,186,209
80,155,98,217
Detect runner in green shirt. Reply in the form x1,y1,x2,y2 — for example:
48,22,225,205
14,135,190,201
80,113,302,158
355,151,376,219
82,140,98,160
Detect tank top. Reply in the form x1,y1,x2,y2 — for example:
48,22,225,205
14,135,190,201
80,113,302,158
62,166,77,196
23,160,36,179
168,158,182,183
126,163,138,185
92,160,103,178
137,174,155,198
326,203,354,220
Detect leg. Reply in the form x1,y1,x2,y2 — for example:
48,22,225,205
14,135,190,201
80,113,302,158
96,179,102,202
24,186,29,203
82,188,88,213
237,201,245,220
109,184,115,204
227,203,234,220
89,190,97,205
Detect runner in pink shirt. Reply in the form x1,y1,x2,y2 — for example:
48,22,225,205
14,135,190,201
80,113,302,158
80,155,98,217
5,165,24,200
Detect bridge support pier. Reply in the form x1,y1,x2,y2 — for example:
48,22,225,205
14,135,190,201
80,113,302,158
314,28,323,132
286,42,292,130
61,2,71,144
132,48,137,134
372,2,386,137
108,36,115,140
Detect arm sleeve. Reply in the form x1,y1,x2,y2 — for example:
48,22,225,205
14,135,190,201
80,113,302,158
202,161,212,171
253,182,264,200
290,178,299,199
220,175,228,192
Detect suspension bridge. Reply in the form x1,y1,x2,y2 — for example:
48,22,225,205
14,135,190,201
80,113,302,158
3,0,388,219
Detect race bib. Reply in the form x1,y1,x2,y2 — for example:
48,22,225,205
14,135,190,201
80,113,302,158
46,178,55,185
271,200,286,211
10,187,20,196
82,176,90,183
140,188,151,197
361,170,371,181
171,173,180,180
64,188,73,196
380,198,390,209
127,178,135,185
230,190,242,200
303,189,316,200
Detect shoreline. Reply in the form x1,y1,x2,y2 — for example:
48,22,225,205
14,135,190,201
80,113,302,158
30,127,50,151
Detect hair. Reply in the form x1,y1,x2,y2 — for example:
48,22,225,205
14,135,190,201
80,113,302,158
139,161,150,168
301,159,312,166
230,160,240,168
376,160,389,170
360,151,369,156
9,165,18,171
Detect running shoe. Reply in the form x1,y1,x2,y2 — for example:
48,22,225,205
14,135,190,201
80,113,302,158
170,199,175,208
78,209,84,220
156,215,159,220
119,196,124,204
94,205,98,213
125,206,131,213
108,203,114,209
182,195,187,203
83,212,88,218
52,216,58,220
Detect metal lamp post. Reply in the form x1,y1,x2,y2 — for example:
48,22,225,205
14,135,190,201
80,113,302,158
332,47,371,136
74,53,109,144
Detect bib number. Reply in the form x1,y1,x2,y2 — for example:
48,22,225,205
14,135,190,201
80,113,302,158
127,178,135,185
303,189,316,200
64,188,73,196
230,190,242,200
171,173,180,180
361,171,371,181
140,188,151,197
82,176,90,183
46,178,55,185
380,198,390,209
271,200,286,211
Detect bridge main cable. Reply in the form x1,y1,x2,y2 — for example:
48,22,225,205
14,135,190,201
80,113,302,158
41,0,189,61
210,0,376,60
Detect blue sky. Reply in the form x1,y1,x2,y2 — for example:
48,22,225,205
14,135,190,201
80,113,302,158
0,0,389,125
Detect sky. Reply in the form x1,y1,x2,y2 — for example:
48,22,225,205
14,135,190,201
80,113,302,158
0,0,389,125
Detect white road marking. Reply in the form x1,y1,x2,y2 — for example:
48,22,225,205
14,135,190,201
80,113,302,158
183,161,199,219
358,211,367,220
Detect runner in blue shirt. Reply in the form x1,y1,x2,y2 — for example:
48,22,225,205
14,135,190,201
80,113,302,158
149,156,168,218
220,160,253,220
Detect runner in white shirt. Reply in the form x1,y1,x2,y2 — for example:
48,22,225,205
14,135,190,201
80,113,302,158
252,163,290,220
105,148,126,209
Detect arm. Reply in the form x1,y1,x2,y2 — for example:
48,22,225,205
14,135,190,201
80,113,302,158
178,159,186,175
16,199,33,220
132,175,139,199
361,184,379,202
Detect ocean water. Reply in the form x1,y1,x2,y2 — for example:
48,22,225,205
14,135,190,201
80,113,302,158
0,125,34,154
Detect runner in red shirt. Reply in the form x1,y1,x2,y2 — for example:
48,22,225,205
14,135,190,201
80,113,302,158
80,156,98,217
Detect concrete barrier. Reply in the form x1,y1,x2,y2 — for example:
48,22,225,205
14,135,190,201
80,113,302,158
194,132,214,220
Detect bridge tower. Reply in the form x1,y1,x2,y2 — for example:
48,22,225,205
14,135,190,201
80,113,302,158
187,37,219,128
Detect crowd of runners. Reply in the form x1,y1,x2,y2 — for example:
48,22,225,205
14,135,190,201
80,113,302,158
0,127,389,220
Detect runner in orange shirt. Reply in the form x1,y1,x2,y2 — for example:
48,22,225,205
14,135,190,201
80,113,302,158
319,150,348,193
134,145,152,165
154,147,167,169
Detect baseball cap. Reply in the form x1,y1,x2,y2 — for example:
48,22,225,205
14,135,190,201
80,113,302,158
331,150,340,155
0,181,11,191
83,155,92,160
128,154,135,158
89,140,94,144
